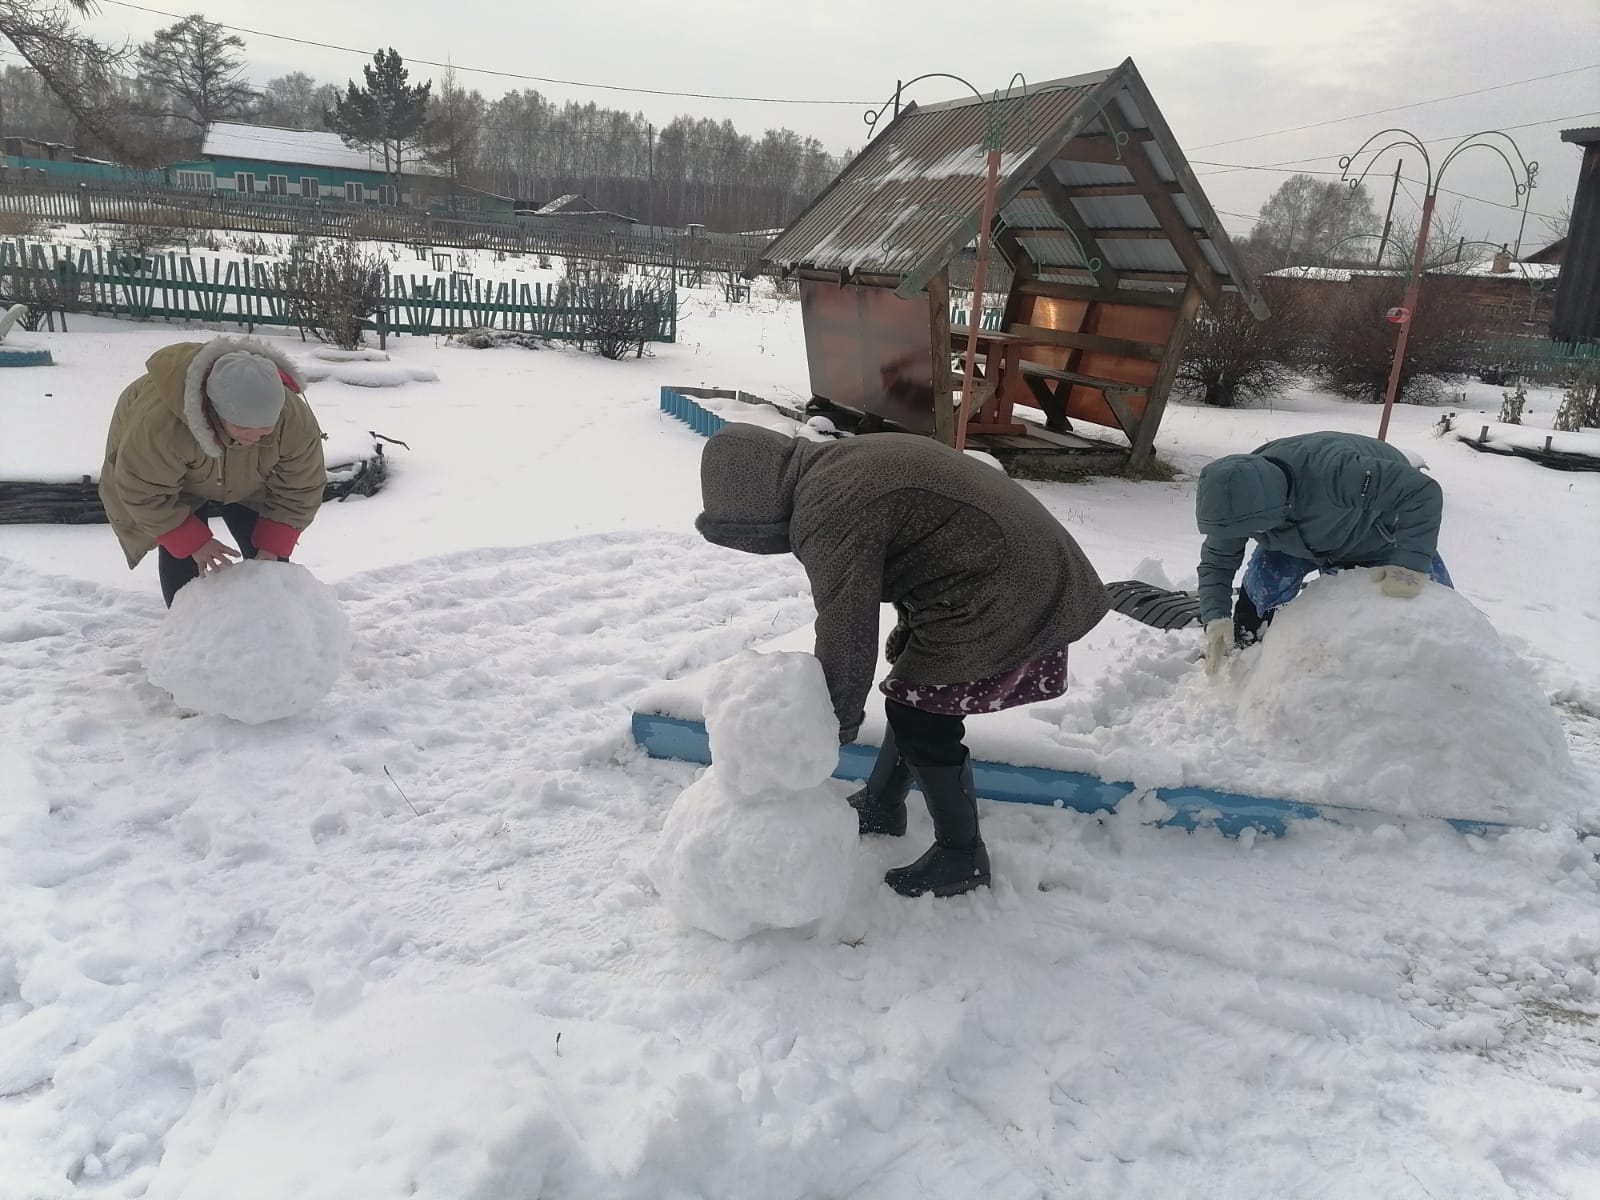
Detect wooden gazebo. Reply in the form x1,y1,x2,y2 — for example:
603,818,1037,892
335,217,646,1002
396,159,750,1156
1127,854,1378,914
748,59,1267,470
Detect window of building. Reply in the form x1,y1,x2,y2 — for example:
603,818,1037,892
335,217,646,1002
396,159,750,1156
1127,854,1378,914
175,170,214,190
234,172,256,193
345,182,364,202
266,174,288,196
300,177,319,199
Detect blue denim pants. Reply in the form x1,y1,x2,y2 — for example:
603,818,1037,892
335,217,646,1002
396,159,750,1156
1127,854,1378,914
1242,547,1454,616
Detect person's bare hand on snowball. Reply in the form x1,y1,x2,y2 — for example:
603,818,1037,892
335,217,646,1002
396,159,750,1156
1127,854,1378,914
192,539,241,574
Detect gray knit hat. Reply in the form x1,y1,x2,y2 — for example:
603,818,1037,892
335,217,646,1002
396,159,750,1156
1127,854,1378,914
207,351,285,427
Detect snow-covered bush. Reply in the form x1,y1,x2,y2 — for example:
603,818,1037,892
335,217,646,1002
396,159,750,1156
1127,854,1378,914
234,234,274,257
574,278,672,360
283,235,388,350
1552,363,1599,432
1498,380,1527,425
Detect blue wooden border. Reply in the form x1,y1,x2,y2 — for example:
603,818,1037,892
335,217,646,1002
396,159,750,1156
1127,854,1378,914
0,346,54,367
630,712,1512,839
660,387,728,437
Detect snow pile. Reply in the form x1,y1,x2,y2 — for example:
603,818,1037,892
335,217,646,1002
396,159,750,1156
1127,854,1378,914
310,348,390,363
650,651,858,940
1230,571,1589,825
143,561,353,723
296,350,438,388
1051,571,1592,827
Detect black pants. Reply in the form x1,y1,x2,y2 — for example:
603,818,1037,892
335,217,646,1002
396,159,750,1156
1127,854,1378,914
157,503,267,608
885,699,967,769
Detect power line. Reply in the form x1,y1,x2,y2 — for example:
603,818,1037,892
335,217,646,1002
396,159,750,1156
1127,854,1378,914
1192,109,1600,178
98,0,877,107
1192,110,1595,221
1190,63,1600,151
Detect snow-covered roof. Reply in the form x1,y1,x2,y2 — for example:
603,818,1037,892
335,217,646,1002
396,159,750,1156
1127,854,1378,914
200,122,439,176
1427,260,1561,282
1268,262,1559,284
1264,266,1377,283
535,194,596,215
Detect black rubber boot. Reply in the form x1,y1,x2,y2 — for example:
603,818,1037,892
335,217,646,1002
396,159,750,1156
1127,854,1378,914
847,727,910,836
885,755,991,898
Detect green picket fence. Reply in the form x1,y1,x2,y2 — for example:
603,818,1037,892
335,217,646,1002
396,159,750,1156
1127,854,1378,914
0,239,676,343
1475,335,1600,385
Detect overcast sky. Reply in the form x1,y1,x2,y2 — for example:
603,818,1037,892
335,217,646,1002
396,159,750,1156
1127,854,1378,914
83,0,1600,251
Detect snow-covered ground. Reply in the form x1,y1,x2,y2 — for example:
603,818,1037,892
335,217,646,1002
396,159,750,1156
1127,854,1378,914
2,278,1599,1198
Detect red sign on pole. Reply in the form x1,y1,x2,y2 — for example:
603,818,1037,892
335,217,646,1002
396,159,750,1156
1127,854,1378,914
1385,306,1411,326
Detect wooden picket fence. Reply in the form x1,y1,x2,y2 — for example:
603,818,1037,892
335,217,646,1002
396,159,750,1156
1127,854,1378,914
0,175,762,278
0,239,677,343
1474,335,1600,386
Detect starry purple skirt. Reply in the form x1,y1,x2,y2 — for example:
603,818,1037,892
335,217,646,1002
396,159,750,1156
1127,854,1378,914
879,647,1070,716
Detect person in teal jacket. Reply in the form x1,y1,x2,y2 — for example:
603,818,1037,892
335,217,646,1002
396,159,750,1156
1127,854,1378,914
1195,431,1451,674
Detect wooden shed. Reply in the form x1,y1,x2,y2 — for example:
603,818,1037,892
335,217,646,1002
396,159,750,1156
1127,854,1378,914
1551,127,1600,345
748,59,1266,469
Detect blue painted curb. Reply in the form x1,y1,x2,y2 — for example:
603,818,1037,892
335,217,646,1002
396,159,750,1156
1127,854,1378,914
0,346,54,366
660,387,729,437
630,711,1512,840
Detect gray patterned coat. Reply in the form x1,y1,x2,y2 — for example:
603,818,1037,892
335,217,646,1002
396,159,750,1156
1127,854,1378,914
696,426,1110,741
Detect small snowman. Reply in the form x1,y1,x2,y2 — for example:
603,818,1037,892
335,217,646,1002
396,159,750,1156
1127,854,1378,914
649,651,860,940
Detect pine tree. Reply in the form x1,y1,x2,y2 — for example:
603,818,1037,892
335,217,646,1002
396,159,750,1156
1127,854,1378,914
325,48,430,200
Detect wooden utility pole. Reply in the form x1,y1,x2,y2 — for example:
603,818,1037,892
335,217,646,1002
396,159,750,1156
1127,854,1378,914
1379,190,1435,441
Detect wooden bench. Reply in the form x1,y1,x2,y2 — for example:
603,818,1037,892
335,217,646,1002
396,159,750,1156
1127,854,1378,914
1018,360,1148,396
1018,361,1147,437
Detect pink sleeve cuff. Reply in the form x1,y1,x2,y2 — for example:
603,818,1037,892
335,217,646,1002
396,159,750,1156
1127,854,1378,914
253,518,301,559
156,514,213,559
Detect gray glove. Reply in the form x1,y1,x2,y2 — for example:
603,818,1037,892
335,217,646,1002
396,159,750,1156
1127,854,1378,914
1204,618,1233,677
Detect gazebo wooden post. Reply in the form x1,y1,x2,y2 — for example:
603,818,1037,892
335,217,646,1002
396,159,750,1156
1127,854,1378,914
953,145,1002,452
927,267,955,445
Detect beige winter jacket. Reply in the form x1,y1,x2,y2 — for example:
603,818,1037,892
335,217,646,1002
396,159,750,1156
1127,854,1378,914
99,338,325,567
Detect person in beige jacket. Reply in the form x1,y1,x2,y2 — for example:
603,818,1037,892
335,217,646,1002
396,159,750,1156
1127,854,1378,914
100,337,326,606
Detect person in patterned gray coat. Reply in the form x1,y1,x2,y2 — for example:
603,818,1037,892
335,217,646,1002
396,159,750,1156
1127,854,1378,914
695,424,1110,899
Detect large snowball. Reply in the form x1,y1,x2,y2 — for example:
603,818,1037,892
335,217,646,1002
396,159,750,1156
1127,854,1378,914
649,772,858,941
1236,570,1588,826
144,561,352,723
702,651,840,795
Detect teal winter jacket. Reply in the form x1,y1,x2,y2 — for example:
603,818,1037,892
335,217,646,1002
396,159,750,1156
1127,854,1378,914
1195,431,1444,623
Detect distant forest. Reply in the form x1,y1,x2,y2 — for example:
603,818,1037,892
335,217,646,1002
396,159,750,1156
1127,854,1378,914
0,10,850,232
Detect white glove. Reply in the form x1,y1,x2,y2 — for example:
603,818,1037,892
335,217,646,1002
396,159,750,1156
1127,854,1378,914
1203,618,1233,677
1375,565,1424,599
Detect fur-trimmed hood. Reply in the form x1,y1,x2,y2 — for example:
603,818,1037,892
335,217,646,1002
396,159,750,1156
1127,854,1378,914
141,337,307,458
